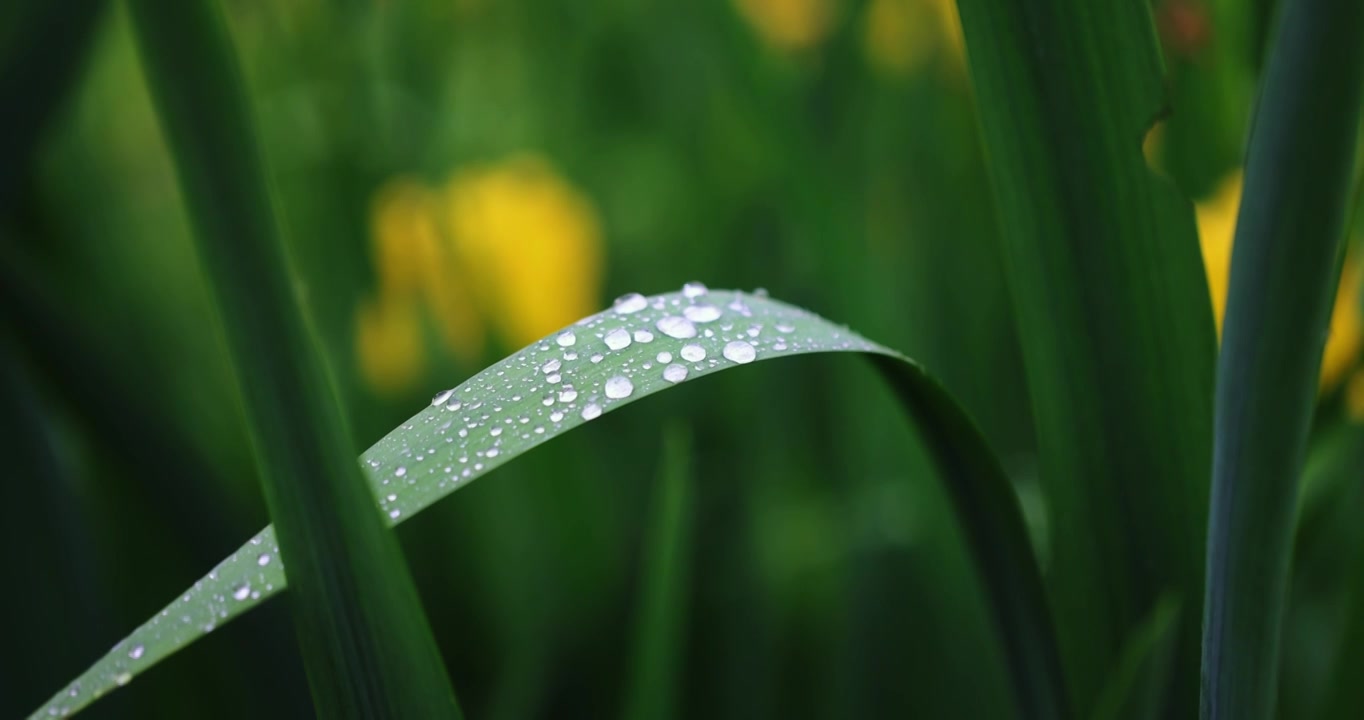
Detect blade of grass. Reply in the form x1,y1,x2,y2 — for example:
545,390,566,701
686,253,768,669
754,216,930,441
1201,0,1364,716
622,424,694,720
1092,595,1181,720
126,1,461,717
30,288,1065,720
952,0,1217,712
0,0,106,208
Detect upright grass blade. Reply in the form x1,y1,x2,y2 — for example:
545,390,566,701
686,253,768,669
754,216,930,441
1092,595,1181,720
0,0,106,208
30,288,1066,720
126,1,461,717
1201,0,1364,715
622,425,694,720
953,0,1216,712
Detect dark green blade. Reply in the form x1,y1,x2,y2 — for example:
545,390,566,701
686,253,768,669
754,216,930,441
622,425,694,720
126,1,461,717
29,289,1065,720
1202,0,1364,716
952,0,1216,712
1092,595,1181,720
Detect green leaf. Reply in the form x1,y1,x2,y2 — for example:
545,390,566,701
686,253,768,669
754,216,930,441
622,424,694,720
953,0,1216,712
126,1,460,717
1092,595,1181,720
1201,0,1364,715
30,288,1065,720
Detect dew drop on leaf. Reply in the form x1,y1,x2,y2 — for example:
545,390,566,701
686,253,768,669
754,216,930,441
556,331,577,347
683,304,721,323
604,328,632,350
723,340,757,364
582,403,602,420
663,364,688,383
657,316,697,339
431,389,454,407
680,344,706,362
613,293,648,314
682,281,708,299
605,376,634,399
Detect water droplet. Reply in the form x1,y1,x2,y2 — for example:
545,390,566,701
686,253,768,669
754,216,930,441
614,293,649,314
663,364,688,383
551,410,565,422
680,344,706,362
547,373,562,384
683,304,721,323
604,328,632,350
115,672,132,687
559,387,579,402
490,426,503,437
747,324,762,338
431,389,454,406
657,316,697,339
129,645,145,660
591,354,604,363
556,331,577,347
657,351,673,363
723,340,756,363
389,508,402,519
776,323,795,333
634,330,654,343
233,583,251,601
682,281,708,298
605,376,634,399
486,448,500,458
582,403,603,420
395,466,407,478
542,358,562,374
445,400,463,411
386,493,397,502
257,553,272,566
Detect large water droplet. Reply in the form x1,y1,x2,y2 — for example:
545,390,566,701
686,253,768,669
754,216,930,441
657,351,673,363
657,316,697,339
723,340,757,364
395,466,407,478
604,328,632,350
551,410,565,422
634,330,654,343
542,358,562,374
556,331,577,347
129,645,145,660
233,583,251,601
663,364,688,383
614,293,649,314
683,304,721,323
605,376,634,399
680,344,706,362
682,281,708,299
558,387,579,403
582,403,603,420
257,553,272,566
431,389,454,406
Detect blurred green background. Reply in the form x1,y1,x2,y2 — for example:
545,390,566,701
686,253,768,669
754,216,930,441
3,0,1363,717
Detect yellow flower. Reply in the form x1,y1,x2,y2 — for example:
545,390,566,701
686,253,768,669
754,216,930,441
444,155,604,351
733,0,836,53
1196,170,1363,393
862,0,965,77
355,156,603,395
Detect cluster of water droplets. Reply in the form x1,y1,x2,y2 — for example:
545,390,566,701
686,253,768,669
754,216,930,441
37,283,882,720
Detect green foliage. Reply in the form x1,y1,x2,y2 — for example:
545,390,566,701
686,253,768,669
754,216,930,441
1202,0,1364,716
952,0,1216,713
30,289,1060,719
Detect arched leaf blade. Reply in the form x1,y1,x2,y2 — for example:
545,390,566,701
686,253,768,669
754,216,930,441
32,288,1065,720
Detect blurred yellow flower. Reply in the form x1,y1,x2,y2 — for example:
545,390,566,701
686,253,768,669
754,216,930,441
355,156,603,395
1196,170,1363,393
734,0,836,52
862,0,964,77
